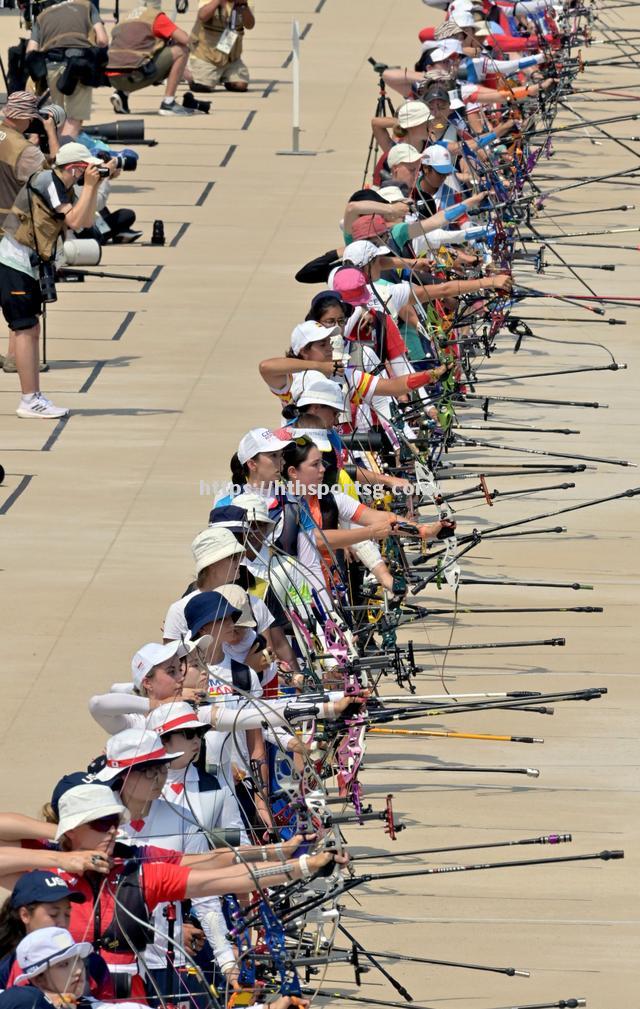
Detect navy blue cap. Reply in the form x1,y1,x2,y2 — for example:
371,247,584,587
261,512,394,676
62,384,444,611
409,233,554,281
185,591,241,637
10,871,86,909
208,505,250,530
0,987,50,1009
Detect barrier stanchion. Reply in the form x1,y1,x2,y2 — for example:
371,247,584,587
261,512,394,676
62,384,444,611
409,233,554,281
277,20,317,156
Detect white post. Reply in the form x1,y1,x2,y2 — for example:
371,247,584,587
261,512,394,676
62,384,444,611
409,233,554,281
292,20,301,153
277,20,317,156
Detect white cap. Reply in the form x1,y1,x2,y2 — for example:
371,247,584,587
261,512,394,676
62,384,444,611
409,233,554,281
290,320,338,357
146,701,207,736
191,526,244,574
376,185,407,203
295,378,345,411
237,428,287,465
16,928,93,984
55,142,101,167
421,144,455,174
216,582,258,628
232,492,275,525
431,40,464,61
343,240,391,268
55,784,129,841
387,143,423,168
131,639,190,689
396,100,431,129
94,728,181,783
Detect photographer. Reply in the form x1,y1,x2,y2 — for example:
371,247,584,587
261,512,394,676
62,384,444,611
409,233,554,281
0,142,102,419
107,2,194,117
26,0,108,139
189,0,255,94
0,92,60,374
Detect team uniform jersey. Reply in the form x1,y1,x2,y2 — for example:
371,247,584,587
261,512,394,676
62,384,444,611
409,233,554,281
197,657,263,788
118,800,234,974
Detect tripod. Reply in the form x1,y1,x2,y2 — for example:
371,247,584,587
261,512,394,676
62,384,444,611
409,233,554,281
362,57,397,187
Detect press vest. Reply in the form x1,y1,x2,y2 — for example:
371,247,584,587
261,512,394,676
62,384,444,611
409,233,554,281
108,7,165,70
11,170,75,262
189,1,244,66
35,0,95,53
0,126,32,222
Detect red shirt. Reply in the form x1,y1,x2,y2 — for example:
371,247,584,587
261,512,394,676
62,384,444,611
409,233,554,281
152,12,179,40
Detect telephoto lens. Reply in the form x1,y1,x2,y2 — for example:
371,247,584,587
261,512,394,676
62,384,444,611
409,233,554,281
114,153,138,172
61,238,102,267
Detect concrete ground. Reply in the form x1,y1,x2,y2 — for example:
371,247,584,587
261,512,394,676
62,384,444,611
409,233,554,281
0,0,638,1006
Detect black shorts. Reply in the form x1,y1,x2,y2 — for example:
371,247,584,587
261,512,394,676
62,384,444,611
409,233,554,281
0,264,42,330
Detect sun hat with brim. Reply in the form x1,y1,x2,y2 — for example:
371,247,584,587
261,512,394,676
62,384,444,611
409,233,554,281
237,428,287,466
376,185,407,203
233,492,276,526
131,639,190,690
191,526,244,575
50,772,99,820
290,427,333,453
10,872,86,910
435,19,465,39
451,11,478,27
216,582,258,628
146,701,208,736
2,91,42,121
290,320,339,357
332,267,370,307
16,928,93,984
351,214,390,241
94,729,182,784
185,590,241,638
55,142,101,167
396,100,431,129
387,143,422,169
54,784,129,841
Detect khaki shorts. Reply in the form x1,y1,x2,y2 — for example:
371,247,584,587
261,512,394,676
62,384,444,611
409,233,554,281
47,63,93,121
188,55,249,88
108,47,174,95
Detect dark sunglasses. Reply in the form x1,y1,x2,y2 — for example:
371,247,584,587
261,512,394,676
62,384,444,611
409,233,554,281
164,728,202,742
86,814,120,832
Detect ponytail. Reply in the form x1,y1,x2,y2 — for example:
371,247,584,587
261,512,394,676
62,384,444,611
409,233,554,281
0,897,28,958
230,453,249,488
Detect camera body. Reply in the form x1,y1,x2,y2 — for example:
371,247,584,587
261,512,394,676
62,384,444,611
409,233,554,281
96,165,110,178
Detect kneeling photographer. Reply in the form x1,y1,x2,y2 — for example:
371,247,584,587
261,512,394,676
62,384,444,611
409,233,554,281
26,0,108,139
107,2,194,117
0,142,102,419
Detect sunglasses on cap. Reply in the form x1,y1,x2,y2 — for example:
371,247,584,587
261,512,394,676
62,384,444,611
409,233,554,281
86,814,120,832
292,436,314,447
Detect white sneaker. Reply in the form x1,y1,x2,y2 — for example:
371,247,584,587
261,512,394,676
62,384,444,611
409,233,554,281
16,393,70,420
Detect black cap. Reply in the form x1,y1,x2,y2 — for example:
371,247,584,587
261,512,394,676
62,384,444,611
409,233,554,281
347,188,388,204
